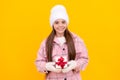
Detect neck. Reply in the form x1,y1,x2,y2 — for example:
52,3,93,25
56,33,64,37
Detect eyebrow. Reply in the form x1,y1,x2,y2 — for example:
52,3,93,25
55,20,66,22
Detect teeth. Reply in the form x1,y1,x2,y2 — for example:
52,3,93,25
59,28,63,30
59,28,64,30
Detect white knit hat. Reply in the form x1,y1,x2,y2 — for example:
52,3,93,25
50,5,69,27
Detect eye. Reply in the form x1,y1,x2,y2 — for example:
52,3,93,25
55,21,59,24
62,21,66,24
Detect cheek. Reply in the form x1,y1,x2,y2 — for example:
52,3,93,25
53,25,59,31
53,25,57,28
53,24,59,27
63,24,67,27
64,25,67,29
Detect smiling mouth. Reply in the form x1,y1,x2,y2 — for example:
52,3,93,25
58,27,65,30
58,29,64,31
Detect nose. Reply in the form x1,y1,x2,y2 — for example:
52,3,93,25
59,22,63,27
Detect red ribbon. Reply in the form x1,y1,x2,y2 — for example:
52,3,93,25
55,57,67,69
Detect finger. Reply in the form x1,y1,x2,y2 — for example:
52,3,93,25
62,68,69,73
55,69,62,73
50,62,55,65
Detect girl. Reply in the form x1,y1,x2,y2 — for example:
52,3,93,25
35,5,89,80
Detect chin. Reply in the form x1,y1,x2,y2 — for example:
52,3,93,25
58,32,64,34
58,30,65,33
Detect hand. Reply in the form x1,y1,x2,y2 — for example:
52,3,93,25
45,62,62,73
62,60,77,73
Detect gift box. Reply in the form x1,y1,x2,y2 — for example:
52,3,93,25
55,56,68,69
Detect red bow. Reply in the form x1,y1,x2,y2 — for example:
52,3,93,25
55,57,67,69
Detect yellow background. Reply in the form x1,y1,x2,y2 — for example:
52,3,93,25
0,0,120,80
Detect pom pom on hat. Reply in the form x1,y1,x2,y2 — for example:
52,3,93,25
50,5,69,27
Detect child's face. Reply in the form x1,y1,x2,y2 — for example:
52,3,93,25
53,19,67,37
